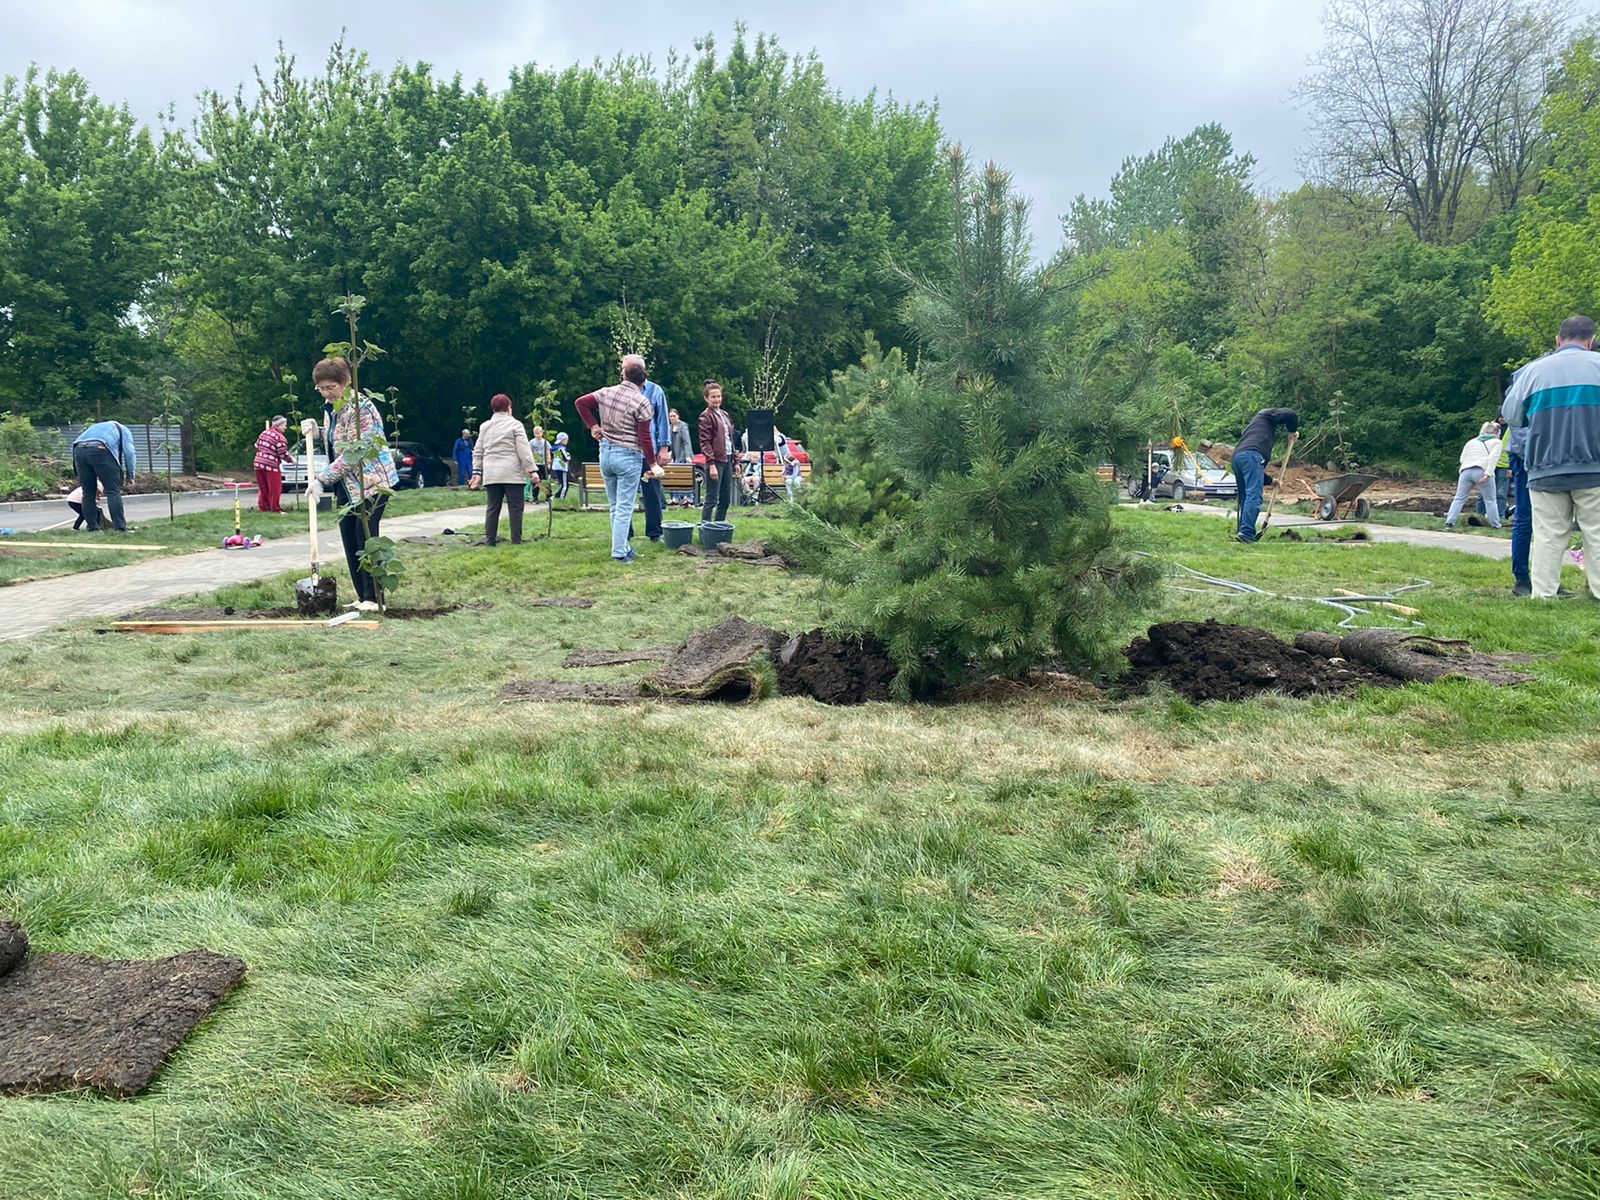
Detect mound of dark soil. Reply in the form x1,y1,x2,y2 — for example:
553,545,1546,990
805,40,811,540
0,949,246,1097
1376,497,1449,516
0,920,25,977
776,630,898,705
1122,620,1394,703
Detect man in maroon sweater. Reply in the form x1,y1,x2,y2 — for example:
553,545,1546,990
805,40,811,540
698,381,736,523
575,360,655,562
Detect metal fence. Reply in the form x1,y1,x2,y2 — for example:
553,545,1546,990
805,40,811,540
37,424,184,474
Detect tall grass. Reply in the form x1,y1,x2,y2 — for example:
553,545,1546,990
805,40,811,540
0,510,1596,1198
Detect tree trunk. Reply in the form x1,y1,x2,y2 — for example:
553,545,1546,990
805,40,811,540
1294,629,1534,686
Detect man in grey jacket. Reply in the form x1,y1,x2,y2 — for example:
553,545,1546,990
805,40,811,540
1502,314,1600,599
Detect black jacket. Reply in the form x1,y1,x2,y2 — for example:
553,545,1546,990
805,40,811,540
1235,408,1299,459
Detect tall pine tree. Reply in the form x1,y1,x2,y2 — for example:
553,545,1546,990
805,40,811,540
781,149,1157,697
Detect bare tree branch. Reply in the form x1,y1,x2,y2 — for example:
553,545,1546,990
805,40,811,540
1298,0,1569,242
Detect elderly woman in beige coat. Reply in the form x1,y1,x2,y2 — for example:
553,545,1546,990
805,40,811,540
469,393,541,545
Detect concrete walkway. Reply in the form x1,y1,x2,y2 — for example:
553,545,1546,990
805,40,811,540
1152,502,1513,561
0,489,254,532
1,505,484,642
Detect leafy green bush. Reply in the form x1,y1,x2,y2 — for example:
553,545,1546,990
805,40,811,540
0,412,62,494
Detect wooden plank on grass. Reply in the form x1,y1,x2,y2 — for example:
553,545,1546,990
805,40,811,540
110,620,382,634
0,541,167,550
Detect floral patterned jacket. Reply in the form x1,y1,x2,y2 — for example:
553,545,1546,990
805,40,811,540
317,395,398,497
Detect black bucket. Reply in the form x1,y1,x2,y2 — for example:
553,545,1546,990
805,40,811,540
698,520,734,549
662,521,695,550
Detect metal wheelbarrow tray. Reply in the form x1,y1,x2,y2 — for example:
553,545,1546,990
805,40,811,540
1310,473,1380,521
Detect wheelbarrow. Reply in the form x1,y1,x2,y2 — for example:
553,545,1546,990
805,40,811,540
1311,473,1380,521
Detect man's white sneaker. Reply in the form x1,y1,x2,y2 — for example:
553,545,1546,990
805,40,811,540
356,600,381,613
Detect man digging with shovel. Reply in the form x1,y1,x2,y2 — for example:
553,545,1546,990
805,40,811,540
1232,407,1299,544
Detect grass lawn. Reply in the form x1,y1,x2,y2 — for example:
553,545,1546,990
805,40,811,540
1142,497,1515,540
0,489,493,586
0,508,1597,1199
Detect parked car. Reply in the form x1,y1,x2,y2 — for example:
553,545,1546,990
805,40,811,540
1127,448,1237,502
392,442,451,489
281,452,330,493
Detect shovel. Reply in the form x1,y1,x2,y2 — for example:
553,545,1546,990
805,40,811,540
1258,436,1298,536
294,423,337,616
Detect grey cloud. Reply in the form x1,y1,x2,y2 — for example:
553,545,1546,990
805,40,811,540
6,0,1326,250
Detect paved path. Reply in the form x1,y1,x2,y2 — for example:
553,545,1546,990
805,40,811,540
0,490,251,532
1151,502,1512,561
1,506,483,642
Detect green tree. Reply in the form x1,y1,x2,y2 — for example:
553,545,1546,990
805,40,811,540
0,67,171,421
1487,37,1600,351
781,152,1158,697
172,32,949,463
1063,123,1255,254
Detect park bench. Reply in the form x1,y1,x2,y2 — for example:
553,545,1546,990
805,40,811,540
763,460,811,485
579,462,702,508
661,464,699,505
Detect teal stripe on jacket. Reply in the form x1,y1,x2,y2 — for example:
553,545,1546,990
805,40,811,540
1525,383,1600,413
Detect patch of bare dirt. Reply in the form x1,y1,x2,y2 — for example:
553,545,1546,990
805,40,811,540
527,597,595,609
1122,620,1396,703
946,671,1104,704
498,680,647,705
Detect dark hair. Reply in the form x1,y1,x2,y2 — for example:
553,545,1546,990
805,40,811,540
491,393,512,413
622,361,647,386
311,357,352,385
1559,314,1597,344
703,379,722,397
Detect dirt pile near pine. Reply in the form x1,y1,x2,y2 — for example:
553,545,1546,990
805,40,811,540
1122,620,1395,702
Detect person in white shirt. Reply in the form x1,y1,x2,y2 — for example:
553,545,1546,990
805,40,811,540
1444,421,1504,530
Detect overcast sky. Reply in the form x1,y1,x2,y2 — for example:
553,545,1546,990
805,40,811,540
6,0,1329,249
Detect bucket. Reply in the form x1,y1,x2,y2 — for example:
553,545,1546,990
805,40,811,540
662,521,695,550
698,520,734,549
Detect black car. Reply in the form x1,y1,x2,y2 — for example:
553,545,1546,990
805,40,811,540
393,442,451,489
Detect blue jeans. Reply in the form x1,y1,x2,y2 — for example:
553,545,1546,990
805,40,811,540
599,442,644,558
632,470,664,540
1233,450,1264,540
1510,453,1531,587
